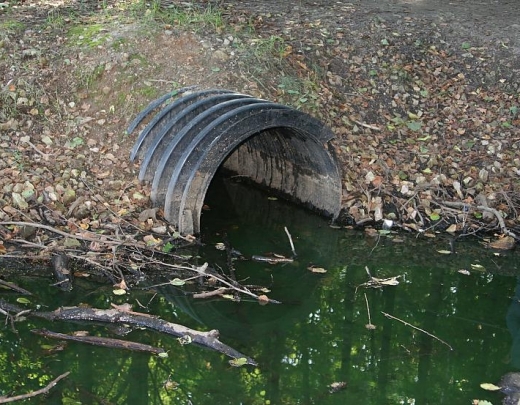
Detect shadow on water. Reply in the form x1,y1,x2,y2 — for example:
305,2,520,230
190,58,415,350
1,172,520,404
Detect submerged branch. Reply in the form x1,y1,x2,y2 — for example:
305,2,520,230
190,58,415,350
382,311,453,351
35,306,257,365
0,279,32,295
0,372,70,404
0,299,257,365
31,328,166,355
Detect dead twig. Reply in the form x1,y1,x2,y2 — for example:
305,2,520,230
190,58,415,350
21,139,54,161
364,293,376,330
252,254,293,264
284,226,297,257
0,221,123,245
357,266,400,292
440,201,518,240
351,119,381,131
193,287,230,299
381,311,453,351
0,279,32,295
147,261,281,304
0,371,70,404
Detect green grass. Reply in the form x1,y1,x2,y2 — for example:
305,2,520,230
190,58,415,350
277,75,321,113
45,9,68,30
68,24,112,48
75,63,106,90
0,20,25,33
127,0,223,31
156,4,223,30
249,35,287,61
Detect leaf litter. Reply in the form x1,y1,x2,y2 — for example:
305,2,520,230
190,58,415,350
1,0,519,282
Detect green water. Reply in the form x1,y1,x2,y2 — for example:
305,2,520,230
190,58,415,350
1,177,519,404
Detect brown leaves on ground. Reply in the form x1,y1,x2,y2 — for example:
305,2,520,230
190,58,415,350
0,0,519,247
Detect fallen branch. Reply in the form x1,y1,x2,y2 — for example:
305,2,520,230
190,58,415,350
0,299,257,365
31,328,166,355
381,311,453,351
35,305,258,365
0,371,70,404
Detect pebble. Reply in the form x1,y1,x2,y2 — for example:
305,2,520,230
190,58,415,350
212,49,229,62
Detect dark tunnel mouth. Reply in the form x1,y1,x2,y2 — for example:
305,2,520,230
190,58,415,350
128,88,342,235
212,126,339,214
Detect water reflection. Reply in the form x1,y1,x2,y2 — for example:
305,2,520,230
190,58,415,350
1,175,520,404
507,278,520,369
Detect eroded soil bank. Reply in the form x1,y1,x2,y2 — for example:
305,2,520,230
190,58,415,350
0,0,519,269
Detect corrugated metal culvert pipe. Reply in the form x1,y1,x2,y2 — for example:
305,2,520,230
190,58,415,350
127,88,342,235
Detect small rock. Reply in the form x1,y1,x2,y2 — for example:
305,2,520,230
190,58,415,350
479,168,489,182
152,225,167,234
212,49,229,62
63,188,76,205
63,237,81,248
12,192,28,210
16,97,29,106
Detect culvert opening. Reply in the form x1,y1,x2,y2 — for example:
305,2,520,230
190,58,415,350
127,88,342,235
220,127,340,215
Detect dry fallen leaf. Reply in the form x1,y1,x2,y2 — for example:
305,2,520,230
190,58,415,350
488,235,515,250
112,288,126,295
307,266,327,274
114,279,128,290
329,381,347,393
258,295,270,305
479,382,500,391
445,224,457,233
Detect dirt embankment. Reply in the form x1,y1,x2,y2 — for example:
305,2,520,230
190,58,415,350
0,0,519,262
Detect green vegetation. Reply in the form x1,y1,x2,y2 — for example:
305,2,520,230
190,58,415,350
249,35,287,61
76,63,106,90
68,23,112,48
44,9,69,30
277,75,321,113
0,19,25,32
127,0,223,31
